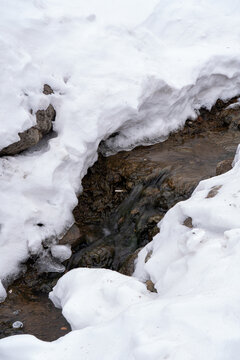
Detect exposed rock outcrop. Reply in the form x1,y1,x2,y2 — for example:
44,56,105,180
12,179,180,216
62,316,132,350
0,85,55,156
70,96,240,274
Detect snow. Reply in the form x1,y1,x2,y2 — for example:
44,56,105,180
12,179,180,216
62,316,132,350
0,280,7,303
49,268,153,330
1,0,240,358
50,244,72,262
1,0,240,283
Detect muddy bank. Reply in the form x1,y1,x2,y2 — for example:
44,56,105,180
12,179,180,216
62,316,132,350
1,97,240,340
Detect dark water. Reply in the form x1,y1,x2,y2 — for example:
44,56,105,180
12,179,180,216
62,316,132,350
0,280,70,341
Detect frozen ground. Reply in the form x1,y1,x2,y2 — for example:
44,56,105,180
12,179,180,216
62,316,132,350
1,0,240,358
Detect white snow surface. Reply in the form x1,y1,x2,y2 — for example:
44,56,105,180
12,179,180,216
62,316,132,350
0,280,7,303
50,244,72,262
1,153,240,359
49,268,153,330
1,0,240,358
1,0,240,281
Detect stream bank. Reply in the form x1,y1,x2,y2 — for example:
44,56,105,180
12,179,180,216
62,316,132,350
1,97,240,340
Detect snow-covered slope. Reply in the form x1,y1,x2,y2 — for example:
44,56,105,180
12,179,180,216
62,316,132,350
1,149,240,359
0,0,240,282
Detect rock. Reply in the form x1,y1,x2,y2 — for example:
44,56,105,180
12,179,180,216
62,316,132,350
183,217,193,228
216,159,233,175
119,248,142,276
59,224,80,246
145,250,153,263
219,107,240,129
36,104,56,129
43,84,54,95
0,84,56,156
206,185,222,199
0,104,56,156
69,244,115,269
145,280,157,293
0,127,41,156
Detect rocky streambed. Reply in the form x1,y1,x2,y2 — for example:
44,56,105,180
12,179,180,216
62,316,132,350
1,97,240,340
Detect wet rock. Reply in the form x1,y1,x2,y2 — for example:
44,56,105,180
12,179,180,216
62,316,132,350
36,104,56,129
219,107,240,129
119,248,142,276
69,244,115,269
216,159,233,175
0,104,56,156
59,224,81,246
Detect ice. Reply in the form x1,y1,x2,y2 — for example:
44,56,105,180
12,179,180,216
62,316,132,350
12,321,23,329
